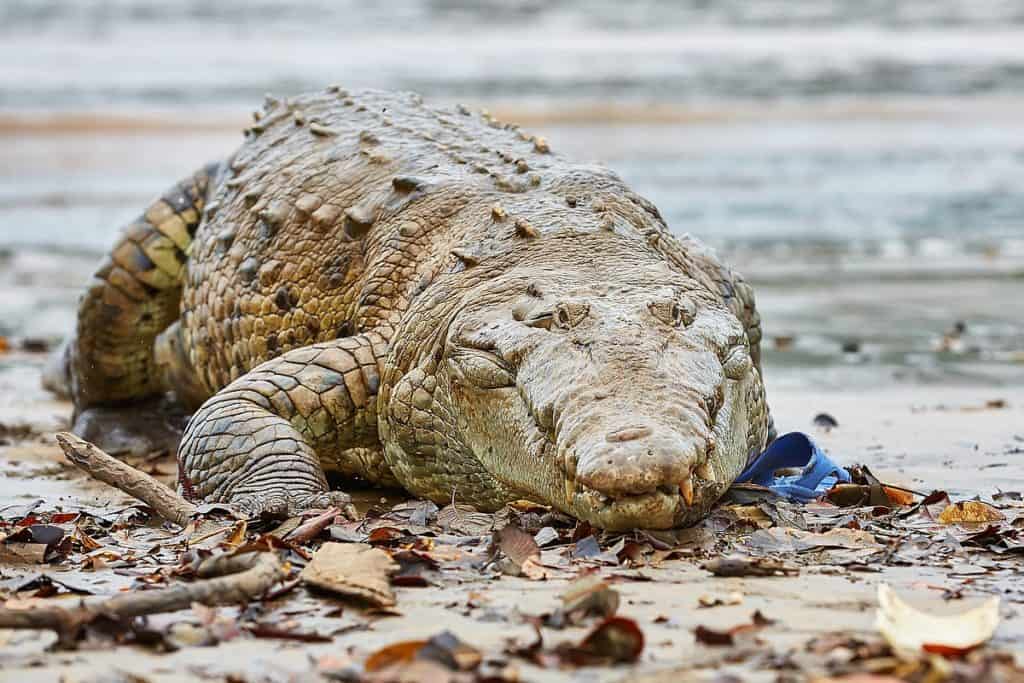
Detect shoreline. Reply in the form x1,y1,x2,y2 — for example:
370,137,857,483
6,93,1024,135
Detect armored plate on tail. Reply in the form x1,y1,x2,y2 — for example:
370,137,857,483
58,88,774,530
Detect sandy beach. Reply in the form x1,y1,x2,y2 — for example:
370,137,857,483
3,1,1024,680
1,350,1022,681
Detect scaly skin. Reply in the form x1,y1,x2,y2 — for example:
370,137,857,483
62,88,774,529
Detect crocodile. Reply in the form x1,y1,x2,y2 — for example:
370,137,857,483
55,88,774,530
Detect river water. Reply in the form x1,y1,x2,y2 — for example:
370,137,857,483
1,0,1022,389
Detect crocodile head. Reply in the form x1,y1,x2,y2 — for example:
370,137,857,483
384,246,769,531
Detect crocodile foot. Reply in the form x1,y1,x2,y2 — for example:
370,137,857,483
230,490,358,522
72,396,190,457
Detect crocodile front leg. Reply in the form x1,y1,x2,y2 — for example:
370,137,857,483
177,331,388,519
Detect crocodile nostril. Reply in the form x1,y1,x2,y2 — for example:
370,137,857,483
605,425,652,443
723,345,752,380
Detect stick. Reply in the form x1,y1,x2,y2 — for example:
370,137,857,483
0,552,285,645
283,507,342,544
55,431,196,527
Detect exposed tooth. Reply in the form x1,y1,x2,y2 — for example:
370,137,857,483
696,461,716,483
564,478,576,501
562,449,577,479
679,478,694,506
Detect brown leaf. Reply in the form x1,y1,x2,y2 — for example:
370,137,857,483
560,573,620,620
562,616,645,665
0,543,50,564
726,504,774,528
281,507,339,544
365,640,428,672
221,520,248,549
436,503,493,536
702,556,799,577
73,525,103,551
694,610,775,647
1,524,69,563
367,526,408,546
301,542,398,607
390,549,439,587
882,486,916,507
418,630,482,671
938,501,1005,525
495,525,539,567
493,525,547,579
828,483,916,508
49,513,80,524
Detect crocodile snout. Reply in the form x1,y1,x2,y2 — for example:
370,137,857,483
573,423,706,500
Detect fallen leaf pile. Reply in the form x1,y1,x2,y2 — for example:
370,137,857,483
0,439,1022,681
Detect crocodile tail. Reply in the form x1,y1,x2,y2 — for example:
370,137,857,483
69,162,222,411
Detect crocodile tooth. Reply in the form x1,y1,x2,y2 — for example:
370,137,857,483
695,461,716,483
679,478,695,506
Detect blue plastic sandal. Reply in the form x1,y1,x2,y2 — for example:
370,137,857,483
735,432,850,503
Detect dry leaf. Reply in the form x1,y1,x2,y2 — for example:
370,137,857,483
436,503,493,536
493,525,547,579
937,501,1004,525
881,486,916,507
727,504,774,528
222,520,248,549
703,556,799,577
875,584,1000,659
282,507,339,544
364,632,481,673
564,616,644,665
301,542,398,607
0,543,50,564
560,574,619,619
73,525,103,551
365,640,428,672
694,610,775,646
417,631,482,671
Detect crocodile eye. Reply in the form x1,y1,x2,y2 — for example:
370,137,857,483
553,301,589,330
449,349,514,389
649,298,695,328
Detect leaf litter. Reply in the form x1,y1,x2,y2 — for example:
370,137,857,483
1,435,1023,681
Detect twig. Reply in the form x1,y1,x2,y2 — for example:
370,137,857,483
283,507,341,544
0,551,284,645
55,431,196,527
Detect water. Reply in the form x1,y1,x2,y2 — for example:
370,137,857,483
1,0,1022,387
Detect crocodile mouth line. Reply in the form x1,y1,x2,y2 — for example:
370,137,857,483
513,379,726,529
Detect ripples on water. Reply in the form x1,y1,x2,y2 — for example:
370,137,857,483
0,0,1022,386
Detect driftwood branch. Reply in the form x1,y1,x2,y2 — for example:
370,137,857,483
55,431,196,527
0,552,284,643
